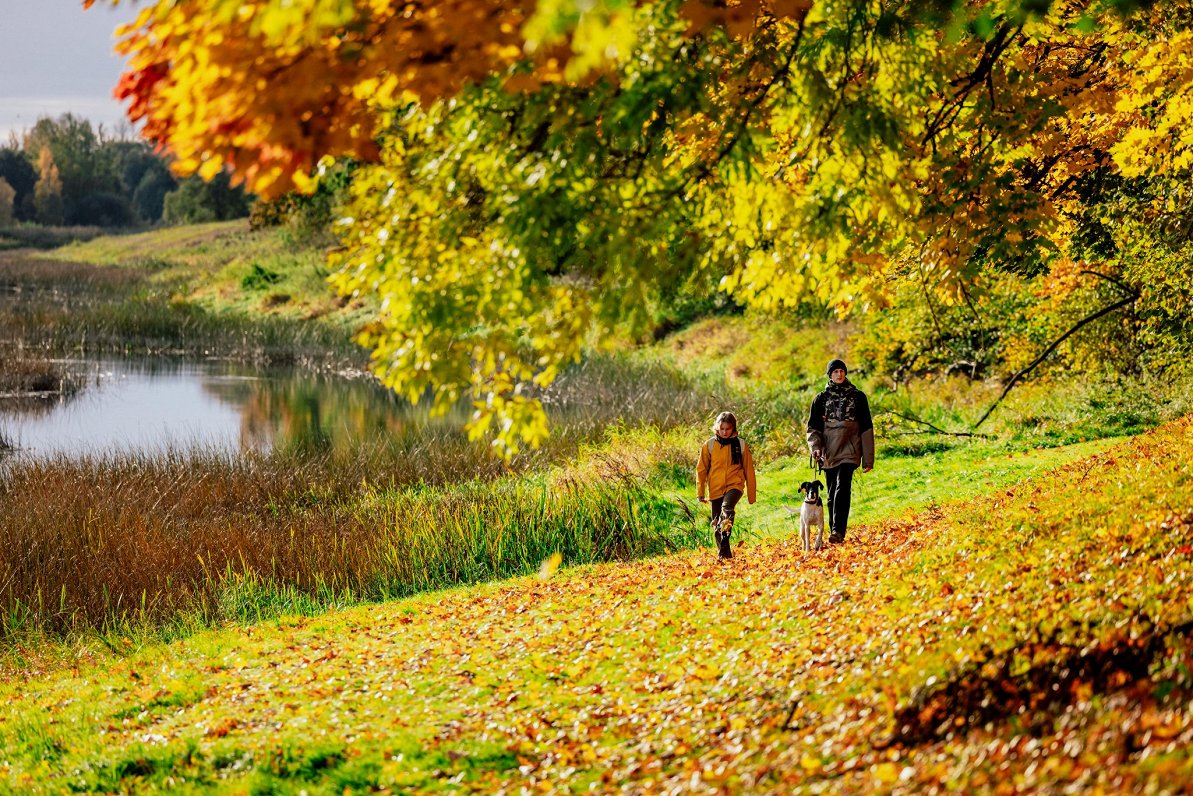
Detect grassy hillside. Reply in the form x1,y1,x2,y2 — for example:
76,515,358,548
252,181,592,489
49,220,365,328
3,415,1189,792
2,224,369,371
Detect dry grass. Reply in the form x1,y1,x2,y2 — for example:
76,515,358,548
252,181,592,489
0,443,700,643
0,355,72,395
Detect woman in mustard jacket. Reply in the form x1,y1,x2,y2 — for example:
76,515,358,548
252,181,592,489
697,411,757,559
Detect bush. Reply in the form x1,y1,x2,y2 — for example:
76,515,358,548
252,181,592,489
69,192,137,227
241,262,283,290
163,172,252,224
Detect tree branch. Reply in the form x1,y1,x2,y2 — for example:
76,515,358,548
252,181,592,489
972,274,1140,430
875,409,989,438
676,17,806,197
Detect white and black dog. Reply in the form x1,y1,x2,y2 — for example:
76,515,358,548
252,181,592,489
784,480,825,551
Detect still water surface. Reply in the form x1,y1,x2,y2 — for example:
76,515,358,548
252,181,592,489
0,357,453,458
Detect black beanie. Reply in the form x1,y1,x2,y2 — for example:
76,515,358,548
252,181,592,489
826,358,848,377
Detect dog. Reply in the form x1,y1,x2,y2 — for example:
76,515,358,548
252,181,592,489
784,480,825,552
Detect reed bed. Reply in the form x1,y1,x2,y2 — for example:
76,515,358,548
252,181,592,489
0,445,700,644
0,225,106,251
0,354,76,396
0,252,361,369
0,350,713,646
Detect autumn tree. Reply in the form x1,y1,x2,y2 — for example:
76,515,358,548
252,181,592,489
33,147,65,226
0,148,37,223
0,177,15,228
23,114,124,225
95,0,1193,451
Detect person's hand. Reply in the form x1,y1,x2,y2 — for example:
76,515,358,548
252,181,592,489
698,495,707,503
748,498,756,505
812,448,823,463
863,465,873,473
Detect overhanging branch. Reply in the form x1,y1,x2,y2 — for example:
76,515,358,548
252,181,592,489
875,409,990,438
972,272,1140,430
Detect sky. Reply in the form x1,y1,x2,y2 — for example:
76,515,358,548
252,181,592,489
0,0,140,144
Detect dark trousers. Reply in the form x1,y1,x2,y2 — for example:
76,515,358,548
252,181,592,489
710,488,744,535
824,464,857,540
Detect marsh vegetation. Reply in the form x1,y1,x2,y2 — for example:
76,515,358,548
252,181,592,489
0,236,722,649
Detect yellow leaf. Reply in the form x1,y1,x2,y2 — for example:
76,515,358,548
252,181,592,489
538,552,563,580
873,762,900,783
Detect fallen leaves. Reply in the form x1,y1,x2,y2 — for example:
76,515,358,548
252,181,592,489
4,419,1193,791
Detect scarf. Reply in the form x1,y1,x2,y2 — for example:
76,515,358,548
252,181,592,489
824,378,859,423
715,434,743,465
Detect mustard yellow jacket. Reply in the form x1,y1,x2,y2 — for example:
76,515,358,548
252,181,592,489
696,437,757,503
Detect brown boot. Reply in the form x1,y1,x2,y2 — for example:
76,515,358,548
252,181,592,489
716,530,733,559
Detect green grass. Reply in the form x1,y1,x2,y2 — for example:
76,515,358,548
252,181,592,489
1,418,1190,792
51,220,362,326
746,436,1124,540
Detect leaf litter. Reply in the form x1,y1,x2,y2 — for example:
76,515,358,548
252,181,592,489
2,418,1193,792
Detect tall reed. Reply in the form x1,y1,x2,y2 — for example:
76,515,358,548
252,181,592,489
0,252,362,368
0,444,701,644
0,354,77,396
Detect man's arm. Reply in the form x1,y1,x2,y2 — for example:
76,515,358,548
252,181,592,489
859,394,874,471
806,393,826,461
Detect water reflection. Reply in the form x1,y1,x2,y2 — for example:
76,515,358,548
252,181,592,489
0,358,462,458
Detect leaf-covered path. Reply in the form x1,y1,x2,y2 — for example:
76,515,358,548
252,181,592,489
4,419,1193,793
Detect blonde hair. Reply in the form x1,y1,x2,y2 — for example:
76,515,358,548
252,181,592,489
712,411,737,434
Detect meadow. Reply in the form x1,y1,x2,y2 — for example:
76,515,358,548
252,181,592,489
1,223,1192,792
1,413,1189,793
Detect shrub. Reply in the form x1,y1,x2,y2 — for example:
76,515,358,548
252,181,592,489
0,178,14,227
241,262,284,290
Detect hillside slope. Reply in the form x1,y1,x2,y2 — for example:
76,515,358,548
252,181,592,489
2,419,1191,793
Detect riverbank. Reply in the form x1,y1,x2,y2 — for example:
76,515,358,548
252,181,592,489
5,223,1193,670
0,246,363,371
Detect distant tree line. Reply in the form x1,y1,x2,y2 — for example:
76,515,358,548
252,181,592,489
0,113,250,229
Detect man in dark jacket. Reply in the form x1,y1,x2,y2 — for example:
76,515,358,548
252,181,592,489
806,358,874,544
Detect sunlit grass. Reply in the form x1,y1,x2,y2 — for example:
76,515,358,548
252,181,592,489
749,436,1124,541
52,220,247,266
50,220,359,325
